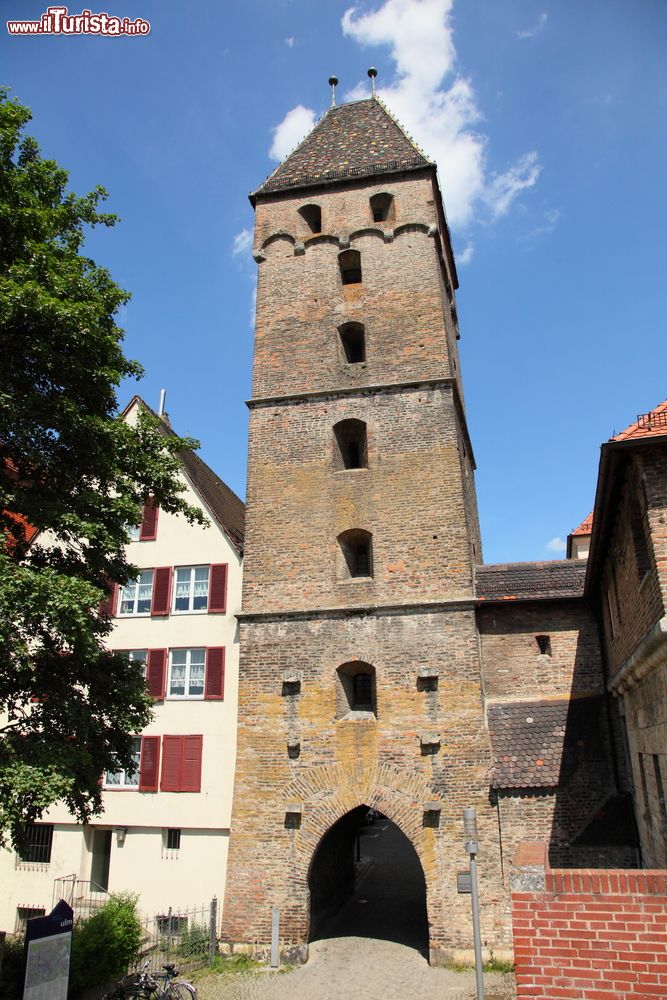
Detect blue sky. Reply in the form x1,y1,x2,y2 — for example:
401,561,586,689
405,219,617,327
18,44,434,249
3,0,666,564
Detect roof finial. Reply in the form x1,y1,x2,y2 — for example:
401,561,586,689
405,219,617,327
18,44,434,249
328,75,339,108
368,66,378,97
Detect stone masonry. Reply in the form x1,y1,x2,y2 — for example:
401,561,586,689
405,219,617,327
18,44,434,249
222,100,505,964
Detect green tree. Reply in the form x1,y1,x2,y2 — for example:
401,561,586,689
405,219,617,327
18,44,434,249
0,90,204,846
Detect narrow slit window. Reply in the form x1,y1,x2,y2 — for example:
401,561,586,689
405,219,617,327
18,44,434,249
333,419,368,471
536,635,551,656
369,192,394,223
336,662,377,717
339,249,362,285
167,828,181,851
298,204,321,234
355,543,370,577
338,529,373,579
339,323,366,363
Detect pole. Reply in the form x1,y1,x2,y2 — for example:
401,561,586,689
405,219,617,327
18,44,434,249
469,851,484,1000
209,897,218,966
270,906,280,968
463,807,485,1000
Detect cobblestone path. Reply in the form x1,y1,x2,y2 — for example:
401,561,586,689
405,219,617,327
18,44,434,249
197,819,515,999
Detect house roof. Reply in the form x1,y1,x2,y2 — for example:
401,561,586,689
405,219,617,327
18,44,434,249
487,696,604,789
252,97,432,199
610,399,667,442
122,396,245,553
475,560,586,603
571,512,594,537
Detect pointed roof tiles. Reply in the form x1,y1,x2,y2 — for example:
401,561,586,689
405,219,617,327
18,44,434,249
611,399,667,442
253,97,432,199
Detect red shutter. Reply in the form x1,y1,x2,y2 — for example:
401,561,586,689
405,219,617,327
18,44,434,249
204,648,225,700
208,564,228,613
146,649,167,699
151,567,172,616
160,736,183,792
98,582,118,618
181,735,203,792
139,736,160,792
139,499,159,541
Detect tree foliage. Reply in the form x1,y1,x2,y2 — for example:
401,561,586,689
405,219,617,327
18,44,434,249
0,90,204,845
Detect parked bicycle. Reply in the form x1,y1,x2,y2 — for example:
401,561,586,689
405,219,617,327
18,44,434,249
102,961,197,998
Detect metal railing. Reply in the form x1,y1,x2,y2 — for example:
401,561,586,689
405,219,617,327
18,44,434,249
52,875,109,918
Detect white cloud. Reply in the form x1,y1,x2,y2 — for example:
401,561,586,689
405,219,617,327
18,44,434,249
249,283,257,331
546,537,566,553
339,0,540,229
285,36,295,47
483,151,541,218
269,105,317,161
457,242,474,265
522,207,561,243
231,228,252,257
517,13,547,40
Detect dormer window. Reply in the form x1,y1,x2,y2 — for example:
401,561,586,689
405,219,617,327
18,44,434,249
333,420,368,471
339,322,366,364
370,192,394,223
298,204,321,234
339,249,362,285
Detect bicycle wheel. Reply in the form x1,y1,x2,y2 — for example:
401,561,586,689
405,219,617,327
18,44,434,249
166,983,197,999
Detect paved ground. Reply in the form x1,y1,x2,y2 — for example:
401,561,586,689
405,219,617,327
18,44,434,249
196,819,515,1000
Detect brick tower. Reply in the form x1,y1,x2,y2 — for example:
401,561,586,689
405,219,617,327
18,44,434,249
222,95,505,963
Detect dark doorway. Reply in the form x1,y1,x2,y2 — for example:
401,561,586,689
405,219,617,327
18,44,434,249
91,829,112,891
309,807,428,957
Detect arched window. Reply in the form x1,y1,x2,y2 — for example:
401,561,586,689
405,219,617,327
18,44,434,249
336,661,376,716
338,249,362,285
338,322,366,364
298,204,321,234
333,419,367,471
338,529,373,579
370,192,394,223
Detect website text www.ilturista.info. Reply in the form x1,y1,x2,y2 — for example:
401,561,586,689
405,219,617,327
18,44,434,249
7,6,150,35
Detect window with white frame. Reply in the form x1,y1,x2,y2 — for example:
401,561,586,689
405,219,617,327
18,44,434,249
118,570,154,615
173,566,209,613
104,738,141,788
126,523,141,541
128,650,148,679
169,648,205,698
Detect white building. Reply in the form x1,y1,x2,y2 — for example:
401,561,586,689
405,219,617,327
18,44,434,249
0,397,244,931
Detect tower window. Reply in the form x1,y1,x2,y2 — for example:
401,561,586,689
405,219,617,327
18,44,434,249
336,661,376,717
339,323,366,364
338,249,362,285
369,192,394,223
298,204,321,234
536,635,551,656
333,419,368,471
338,529,373,579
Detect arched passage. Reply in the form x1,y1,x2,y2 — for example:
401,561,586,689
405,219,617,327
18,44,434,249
308,805,429,956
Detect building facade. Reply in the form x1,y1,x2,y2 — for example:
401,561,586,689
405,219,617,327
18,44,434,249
0,397,244,932
221,94,647,963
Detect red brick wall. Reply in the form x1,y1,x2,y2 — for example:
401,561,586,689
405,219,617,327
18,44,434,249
511,844,667,998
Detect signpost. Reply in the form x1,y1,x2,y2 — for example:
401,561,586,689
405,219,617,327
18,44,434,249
23,899,73,1000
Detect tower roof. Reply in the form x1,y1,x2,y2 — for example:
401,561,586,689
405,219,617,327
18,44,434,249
253,97,432,200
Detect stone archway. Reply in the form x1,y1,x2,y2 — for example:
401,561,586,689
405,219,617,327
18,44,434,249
307,804,429,958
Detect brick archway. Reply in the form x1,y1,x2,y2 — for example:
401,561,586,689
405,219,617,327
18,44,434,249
279,760,436,958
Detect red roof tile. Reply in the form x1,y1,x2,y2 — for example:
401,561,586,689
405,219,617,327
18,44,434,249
611,399,667,442
571,512,594,536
